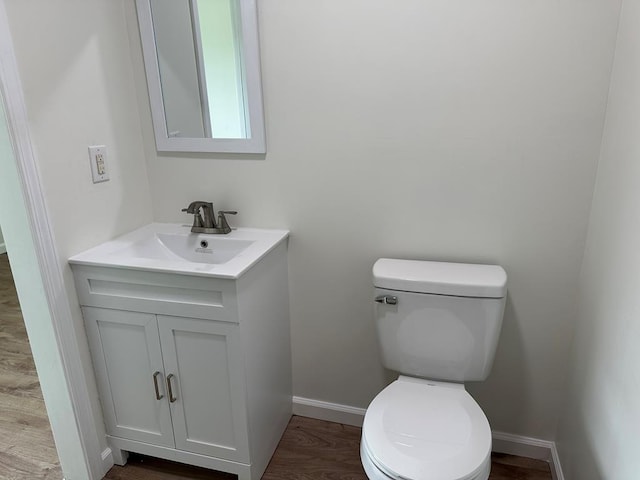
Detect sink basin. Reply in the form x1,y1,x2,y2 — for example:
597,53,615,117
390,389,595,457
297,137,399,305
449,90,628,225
123,232,254,264
69,223,289,278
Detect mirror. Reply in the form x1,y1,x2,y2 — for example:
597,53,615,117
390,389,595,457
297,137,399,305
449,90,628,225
136,0,266,153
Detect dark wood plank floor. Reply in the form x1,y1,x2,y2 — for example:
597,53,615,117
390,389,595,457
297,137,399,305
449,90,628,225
0,253,61,479
1,253,552,480
106,416,552,480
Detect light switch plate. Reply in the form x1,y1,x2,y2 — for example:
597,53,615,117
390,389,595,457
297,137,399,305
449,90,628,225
88,145,109,183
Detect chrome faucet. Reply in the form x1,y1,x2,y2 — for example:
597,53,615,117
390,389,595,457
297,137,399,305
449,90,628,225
181,201,237,234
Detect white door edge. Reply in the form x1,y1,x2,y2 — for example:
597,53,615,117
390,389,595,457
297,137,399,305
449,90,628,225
0,2,106,479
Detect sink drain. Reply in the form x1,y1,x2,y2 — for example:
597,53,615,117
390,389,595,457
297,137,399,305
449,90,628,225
200,240,209,249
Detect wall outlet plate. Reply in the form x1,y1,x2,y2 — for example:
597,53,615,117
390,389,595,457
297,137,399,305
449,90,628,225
88,145,109,183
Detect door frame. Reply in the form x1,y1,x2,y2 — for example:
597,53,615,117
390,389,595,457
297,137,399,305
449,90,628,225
0,2,105,479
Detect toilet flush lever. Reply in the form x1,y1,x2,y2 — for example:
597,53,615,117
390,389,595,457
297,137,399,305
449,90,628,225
375,295,398,305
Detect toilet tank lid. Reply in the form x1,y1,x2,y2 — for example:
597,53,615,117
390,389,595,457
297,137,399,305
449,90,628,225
373,259,507,298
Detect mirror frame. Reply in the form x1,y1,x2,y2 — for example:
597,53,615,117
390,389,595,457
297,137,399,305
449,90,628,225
135,0,266,154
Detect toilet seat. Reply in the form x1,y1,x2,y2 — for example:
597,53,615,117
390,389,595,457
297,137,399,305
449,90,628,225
361,377,492,480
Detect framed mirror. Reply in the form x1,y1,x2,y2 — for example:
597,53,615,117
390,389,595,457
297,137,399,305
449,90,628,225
136,0,266,153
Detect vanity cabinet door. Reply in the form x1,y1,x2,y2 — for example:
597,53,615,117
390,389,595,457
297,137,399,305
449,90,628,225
157,315,250,462
83,307,175,447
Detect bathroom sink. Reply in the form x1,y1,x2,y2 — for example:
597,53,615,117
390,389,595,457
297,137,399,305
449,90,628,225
69,223,289,278
124,232,254,264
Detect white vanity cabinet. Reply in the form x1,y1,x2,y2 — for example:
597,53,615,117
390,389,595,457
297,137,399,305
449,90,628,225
71,236,291,480
84,308,249,462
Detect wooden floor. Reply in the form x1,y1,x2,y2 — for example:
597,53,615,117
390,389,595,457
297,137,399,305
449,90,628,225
106,416,552,480
0,253,62,479
1,253,552,480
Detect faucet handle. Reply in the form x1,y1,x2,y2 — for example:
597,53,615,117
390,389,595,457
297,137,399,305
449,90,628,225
182,203,207,229
217,211,237,233
184,211,204,229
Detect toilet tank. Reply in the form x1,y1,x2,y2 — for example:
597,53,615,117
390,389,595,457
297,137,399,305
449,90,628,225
373,259,507,382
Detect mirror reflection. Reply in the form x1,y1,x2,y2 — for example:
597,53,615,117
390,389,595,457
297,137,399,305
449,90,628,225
150,0,248,139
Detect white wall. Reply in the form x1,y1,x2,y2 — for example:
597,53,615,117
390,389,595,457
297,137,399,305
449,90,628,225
4,0,153,456
129,0,622,439
0,226,5,253
556,0,640,477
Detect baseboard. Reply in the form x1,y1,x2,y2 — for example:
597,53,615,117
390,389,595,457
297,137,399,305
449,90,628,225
0,242,6,254
491,431,553,460
292,396,366,427
492,431,564,480
100,447,114,476
292,397,565,480
549,442,566,480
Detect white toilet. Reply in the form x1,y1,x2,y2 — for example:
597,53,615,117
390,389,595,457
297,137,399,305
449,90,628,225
361,258,507,480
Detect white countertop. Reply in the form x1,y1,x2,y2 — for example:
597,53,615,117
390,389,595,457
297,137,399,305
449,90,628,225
69,223,289,279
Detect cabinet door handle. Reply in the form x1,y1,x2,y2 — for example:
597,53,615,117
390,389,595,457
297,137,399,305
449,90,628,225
152,371,163,400
166,373,177,403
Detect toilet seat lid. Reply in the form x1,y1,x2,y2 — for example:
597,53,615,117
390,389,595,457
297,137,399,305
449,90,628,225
362,377,491,480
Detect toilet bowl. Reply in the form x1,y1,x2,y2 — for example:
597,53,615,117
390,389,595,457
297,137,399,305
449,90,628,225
361,377,491,480
362,259,507,480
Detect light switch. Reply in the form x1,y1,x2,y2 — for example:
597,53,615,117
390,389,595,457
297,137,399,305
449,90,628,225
88,145,109,183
